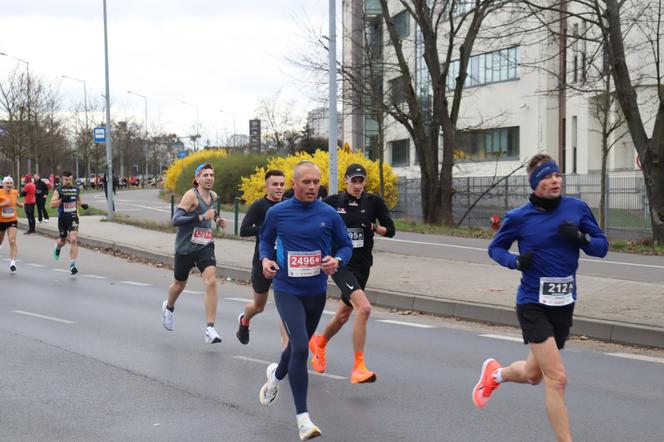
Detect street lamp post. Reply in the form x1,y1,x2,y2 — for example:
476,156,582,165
127,90,149,178
328,0,339,195
0,52,29,186
181,101,200,150
62,75,89,180
219,110,237,149
102,0,115,218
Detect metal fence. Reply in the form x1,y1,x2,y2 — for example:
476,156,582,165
392,174,652,242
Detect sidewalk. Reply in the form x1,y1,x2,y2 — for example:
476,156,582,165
20,216,664,348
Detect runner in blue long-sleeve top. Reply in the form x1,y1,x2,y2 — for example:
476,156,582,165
257,160,352,441
472,154,608,442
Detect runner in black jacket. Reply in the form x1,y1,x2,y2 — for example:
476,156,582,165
309,163,395,384
236,169,287,345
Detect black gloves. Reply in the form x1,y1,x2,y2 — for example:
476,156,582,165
558,221,590,245
515,251,534,271
81,203,89,210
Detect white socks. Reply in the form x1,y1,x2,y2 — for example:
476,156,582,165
296,412,312,427
493,368,504,384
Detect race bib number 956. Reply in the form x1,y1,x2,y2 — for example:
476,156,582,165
287,250,322,278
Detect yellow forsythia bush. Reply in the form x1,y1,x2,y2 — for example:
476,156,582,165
239,149,399,208
163,149,228,193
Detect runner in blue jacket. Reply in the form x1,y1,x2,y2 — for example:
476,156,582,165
257,160,352,441
472,154,608,442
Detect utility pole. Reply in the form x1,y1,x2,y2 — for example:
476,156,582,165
102,0,114,218
328,0,338,195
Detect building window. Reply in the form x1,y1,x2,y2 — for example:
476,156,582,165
389,76,407,105
390,139,410,166
447,47,520,89
455,126,520,161
452,1,474,17
394,10,410,39
364,0,382,15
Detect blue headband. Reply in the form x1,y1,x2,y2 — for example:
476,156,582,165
195,163,210,177
529,161,560,190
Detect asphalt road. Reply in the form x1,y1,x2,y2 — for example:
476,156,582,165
87,189,664,285
2,234,663,441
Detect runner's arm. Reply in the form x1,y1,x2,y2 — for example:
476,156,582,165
50,189,61,208
578,202,609,258
488,212,520,269
331,211,353,265
258,208,278,262
240,200,261,237
372,197,396,237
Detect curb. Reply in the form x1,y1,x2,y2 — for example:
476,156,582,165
22,221,664,349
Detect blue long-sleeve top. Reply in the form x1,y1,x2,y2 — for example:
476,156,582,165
259,197,353,296
488,196,609,305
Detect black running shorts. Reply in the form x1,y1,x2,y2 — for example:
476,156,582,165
58,217,79,240
251,260,272,294
516,302,575,349
0,221,18,231
332,266,370,307
174,243,216,281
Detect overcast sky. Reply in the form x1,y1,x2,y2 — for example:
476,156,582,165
0,0,335,147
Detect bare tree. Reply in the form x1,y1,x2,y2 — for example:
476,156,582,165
520,0,664,244
255,92,303,154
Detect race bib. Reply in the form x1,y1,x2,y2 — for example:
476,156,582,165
347,227,364,248
191,227,213,245
539,276,575,306
1,207,15,218
63,201,77,213
287,250,321,278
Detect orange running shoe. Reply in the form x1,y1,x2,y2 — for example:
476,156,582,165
472,358,502,408
309,335,327,373
351,360,376,384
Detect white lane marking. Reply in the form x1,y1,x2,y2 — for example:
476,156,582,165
118,280,151,287
377,237,664,270
375,319,436,329
377,236,485,251
12,310,76,324
226,297,251,303
323,310,337,315
26,263,46,268
183,289,204,295
479,333,523,343
233,356,346,380
51,269,70,273
83,274,107,280
606,352,664,365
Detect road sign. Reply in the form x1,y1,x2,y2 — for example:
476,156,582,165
94,127,106,143
177,150,187,159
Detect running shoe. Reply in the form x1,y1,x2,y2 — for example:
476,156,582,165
161,300,174,331
472,358,502,409
70,264,78,275
53,246,61,261
10,263,16,272
205,326,222,344
297,413,321,441
351,361,377,384
236,313,250,345
259,362,279,406
309,335,327,373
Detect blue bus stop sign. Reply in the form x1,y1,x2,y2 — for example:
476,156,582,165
94,127,106,143
177,150,186,159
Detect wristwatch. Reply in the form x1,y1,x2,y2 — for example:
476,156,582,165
335,257,343,267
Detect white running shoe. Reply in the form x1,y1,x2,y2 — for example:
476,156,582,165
259,363,279,406
297,413,321,441
205,326,221,344
161,300,174,331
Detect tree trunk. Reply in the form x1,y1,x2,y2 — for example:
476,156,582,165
440,122,455,225
599,149,608,232
643,141,664,245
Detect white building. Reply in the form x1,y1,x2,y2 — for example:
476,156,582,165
342,0,649,178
